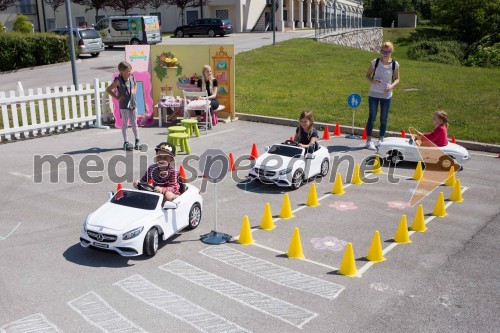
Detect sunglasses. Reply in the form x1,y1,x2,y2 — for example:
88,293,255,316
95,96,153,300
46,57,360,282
381,49,392,55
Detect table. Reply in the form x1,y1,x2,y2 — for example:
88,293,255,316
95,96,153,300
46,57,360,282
155,100,184,127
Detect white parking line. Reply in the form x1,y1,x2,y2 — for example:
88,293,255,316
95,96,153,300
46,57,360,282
200,246,345,300
0,313,62,333
8,172,32,180
0,223,22,241
114,274,250,333
160,260,318,329
67,292,146,333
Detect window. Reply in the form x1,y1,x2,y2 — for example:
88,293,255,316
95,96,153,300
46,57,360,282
17,0,35,14
186,10,199,24
95,18,108,31
47,19,55,31
80,29,100,39
76,16,86,27
216,10,229,20
150,12,162,26
111,19,130,31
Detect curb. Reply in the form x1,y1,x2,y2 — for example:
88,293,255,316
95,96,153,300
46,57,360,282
235,113,500,154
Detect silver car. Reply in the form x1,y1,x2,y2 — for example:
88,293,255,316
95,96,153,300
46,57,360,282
52,27,105,57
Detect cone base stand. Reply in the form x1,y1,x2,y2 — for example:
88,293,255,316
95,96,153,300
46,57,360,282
287,253,305,260
280,215,295,219
366,256,387,263
345,134,360,139
200,231,232,245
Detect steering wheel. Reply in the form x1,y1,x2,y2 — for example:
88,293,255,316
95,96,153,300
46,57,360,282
137,182,155,192
284,140,299,147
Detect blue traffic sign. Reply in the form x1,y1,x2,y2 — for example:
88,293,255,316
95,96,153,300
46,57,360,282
347,93,362,108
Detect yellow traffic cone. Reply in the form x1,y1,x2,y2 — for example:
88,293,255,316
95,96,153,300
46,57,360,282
279,193,294,219
237,215,254,245
287,227,305,259
306,182,320,207
366,230,386,263
450,179,463,203
331,172,345,195
394,215,412,244
351,163,363,185
372,155,383,174
432,191,447,217
338,242,358,277
411,204,427,232
259,203,276,230
413,161,423,181
444,166,456,186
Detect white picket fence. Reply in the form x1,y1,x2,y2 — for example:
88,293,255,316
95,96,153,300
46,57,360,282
0,78,112,139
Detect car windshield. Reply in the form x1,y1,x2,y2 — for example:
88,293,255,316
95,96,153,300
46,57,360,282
222,20,231,25
267,145,303,158
110,190,159,210
80,29,100,39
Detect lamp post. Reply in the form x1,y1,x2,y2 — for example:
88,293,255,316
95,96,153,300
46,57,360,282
272,0,276,45
63,0,78,89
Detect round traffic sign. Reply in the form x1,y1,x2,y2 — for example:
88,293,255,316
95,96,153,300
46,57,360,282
347,93,362,108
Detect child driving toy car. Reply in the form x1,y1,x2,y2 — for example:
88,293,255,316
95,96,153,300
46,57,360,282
133,142,180,201
294,110,319,153
415,110,449,147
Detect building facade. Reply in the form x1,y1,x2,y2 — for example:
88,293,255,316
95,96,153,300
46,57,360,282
0,0,363,33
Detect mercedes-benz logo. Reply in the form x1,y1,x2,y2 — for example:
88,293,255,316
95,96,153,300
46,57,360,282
97,233,104,242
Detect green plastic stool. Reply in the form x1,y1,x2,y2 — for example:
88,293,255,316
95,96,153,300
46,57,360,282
167,125,187,135
168,132,191,155
180,119,200,138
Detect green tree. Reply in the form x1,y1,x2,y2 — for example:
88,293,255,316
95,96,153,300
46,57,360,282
13,14,33,33
432,0,500,43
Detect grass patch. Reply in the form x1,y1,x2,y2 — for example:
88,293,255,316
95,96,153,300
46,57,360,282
235,38,500,144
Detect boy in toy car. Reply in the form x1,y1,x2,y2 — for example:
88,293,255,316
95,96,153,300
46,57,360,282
133,142,180,201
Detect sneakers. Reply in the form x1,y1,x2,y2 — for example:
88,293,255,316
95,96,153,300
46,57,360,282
123,142,133,151
376,137,384,148
365,140,376,151
134,139,142,150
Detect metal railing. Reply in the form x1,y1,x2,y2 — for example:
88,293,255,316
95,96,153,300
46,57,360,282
315,17,382,38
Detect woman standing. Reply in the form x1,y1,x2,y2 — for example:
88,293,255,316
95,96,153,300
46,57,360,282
364,41,400,150
197,65,219,126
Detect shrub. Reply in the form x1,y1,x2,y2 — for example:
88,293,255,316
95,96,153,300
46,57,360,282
407,40,467,65
0,21,4,33
465,33,500,68
0,32,70,71
13,15,33,34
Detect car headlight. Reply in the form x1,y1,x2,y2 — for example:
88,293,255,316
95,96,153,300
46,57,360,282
122,226,144,240
279,167,293,175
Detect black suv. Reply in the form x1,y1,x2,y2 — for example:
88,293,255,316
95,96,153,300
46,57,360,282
174,18,233,38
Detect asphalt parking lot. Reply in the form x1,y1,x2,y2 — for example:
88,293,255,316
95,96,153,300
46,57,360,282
0,120,498,332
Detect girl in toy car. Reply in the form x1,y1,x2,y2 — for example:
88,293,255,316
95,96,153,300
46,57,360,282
294,110,319,152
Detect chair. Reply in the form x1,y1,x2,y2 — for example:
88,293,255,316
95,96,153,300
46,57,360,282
183,90,211,135
180,119,200,137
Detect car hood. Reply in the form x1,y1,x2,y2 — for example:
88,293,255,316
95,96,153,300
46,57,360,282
254,153,298,170
87,202,159,231
441,142,469,156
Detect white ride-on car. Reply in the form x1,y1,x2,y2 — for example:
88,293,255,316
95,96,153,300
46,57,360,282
377,134,469,169
80,181,202,257
248,140,331,189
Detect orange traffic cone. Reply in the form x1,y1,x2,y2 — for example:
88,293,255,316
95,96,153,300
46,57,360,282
116,183,123,191
451,136,456,143
401,130,406,138
323,126,331,140
229,153,236,172
290,136,294,141
179,165,187,182
147,178,153,185
361,127,367,140
250,144,259,160
334,122,341,136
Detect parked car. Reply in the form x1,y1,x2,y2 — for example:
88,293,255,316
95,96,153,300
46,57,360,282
174,18,233,38
94,16,162,46
248,140,331,189
80,181,203,257
52,27,105,57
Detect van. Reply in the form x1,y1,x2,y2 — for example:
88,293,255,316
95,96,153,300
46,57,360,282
95,16,162,47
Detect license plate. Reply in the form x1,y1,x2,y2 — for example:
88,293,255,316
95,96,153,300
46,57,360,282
93,242,109,249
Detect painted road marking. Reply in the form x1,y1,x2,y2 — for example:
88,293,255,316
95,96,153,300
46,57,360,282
114,274,250,333
0,223,22,241
0,313,62,333
200,245,345,300
67,292,146,333
8,172,32,180
160,260,317,329
357,187,469,277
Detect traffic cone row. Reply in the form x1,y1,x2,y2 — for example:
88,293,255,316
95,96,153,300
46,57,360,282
351,163,363,185
322,126,331,140
334,122,341,136
413,161,423,181
372,155,383,174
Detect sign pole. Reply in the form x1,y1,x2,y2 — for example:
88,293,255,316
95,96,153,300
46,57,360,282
346,93,361,139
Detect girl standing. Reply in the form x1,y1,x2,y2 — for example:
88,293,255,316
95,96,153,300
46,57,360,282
106,61,141,151
364,41,400,150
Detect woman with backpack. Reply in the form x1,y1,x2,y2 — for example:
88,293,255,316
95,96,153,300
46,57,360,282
364,41,400,150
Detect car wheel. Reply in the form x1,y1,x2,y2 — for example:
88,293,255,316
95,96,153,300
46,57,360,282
130,38,140,45
291,169,304,190
438,155,454,170
208,30,216,37
90,53,99,57
320,159,330,177
176,30,184,38
389,151,403,165
143,227,159,256
187,203,202,230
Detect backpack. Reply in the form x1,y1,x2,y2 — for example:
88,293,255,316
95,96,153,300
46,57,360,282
372,58,397,81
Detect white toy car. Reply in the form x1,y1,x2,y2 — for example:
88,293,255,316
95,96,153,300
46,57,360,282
378,136,469,169
80,181,202,257
248,140,331,189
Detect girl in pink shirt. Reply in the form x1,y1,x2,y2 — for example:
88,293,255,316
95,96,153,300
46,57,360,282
419,111,449,147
